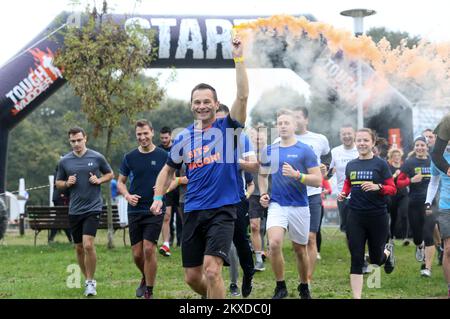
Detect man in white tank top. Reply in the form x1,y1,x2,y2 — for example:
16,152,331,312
327,124,358,233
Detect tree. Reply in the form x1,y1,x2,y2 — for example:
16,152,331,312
54,3,164,248
250,86,306,127
366,27,420,50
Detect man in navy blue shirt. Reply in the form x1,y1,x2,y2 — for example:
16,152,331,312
259,110,321,299
150,36,248,299
117,119,168,299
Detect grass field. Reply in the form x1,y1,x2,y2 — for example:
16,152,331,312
0,227,447,299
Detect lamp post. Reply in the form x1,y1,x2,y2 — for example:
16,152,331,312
340,9,376,129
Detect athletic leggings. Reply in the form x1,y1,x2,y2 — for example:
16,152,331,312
346,210,389,275
387,193,409,239
317,205,325,253
408,200,437,247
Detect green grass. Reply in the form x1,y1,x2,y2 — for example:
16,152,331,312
0,227,447,299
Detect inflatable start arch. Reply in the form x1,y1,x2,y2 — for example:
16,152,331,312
0,12,412,193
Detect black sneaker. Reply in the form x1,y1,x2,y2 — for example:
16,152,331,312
272,286,288,299
230,283,240,297
298,283,312,299
136,277,146,298
384,243,395,274
144,289,153,299
241,275,253,298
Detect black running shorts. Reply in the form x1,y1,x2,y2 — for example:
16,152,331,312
181,205,237,267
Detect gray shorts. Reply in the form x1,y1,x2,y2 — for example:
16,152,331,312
438,211,450,239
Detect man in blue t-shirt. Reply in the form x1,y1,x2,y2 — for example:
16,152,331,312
150,36,248,299
426,143,450,298
259,109,321,299
117,119,168,299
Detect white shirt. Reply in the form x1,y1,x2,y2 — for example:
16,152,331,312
274,131,330,196
329,144,359,191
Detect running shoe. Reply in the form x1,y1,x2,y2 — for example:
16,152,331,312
420,267,431,277
384,243,395,274
144,288,153,299
136,277,146,298
229,283,240,297
316,253,321,260
402,239,411,246
415,244,425,262
362,254,371,274
272,286,288,299
254,261,266,272
298,283,312,299
84,280,97,297
159,244,171,257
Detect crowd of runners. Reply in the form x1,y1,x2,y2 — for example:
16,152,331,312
54,36,450,299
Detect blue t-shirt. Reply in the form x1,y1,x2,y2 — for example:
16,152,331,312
431,152,450,210
345,156,392,215
262,141,318,207
119,147,168,214
237,133,255,199
110,179,118,200
400,156,431,202
167,115,242,212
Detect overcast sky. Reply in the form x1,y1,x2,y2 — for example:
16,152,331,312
1,0,450,109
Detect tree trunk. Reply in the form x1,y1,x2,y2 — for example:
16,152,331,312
105,126,114,249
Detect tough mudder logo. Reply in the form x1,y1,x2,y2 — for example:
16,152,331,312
5,47,63,115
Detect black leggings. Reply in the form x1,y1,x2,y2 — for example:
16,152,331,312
408,200,436,247
317,205,325,253
346,210,389,275
387,193,409,239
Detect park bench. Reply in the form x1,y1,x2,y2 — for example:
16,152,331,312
26,205,127,246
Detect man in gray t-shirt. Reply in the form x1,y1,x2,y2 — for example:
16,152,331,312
56,127,113,297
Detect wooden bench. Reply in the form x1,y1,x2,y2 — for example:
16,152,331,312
26,205,127,246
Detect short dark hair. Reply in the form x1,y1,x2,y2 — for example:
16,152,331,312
292,106,309,119
191,83,218,102
160,126,172,134
422,128,433,133
340,123,354,129
68,126,86,137
135,119,153,129
217,104,230,114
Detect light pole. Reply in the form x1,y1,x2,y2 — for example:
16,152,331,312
340,9,376,129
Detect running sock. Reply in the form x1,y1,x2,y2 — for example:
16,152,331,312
255,251,263,263
163,241,170,248
276,280,286,289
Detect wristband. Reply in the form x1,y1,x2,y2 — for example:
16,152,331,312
176,177,181,186
299,173,306,183
233,56,244,63
153,195,163,201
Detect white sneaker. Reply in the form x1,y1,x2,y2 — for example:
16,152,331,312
415,244,425,262
84,280,97,296
316,253,321,260
420,268,431,277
